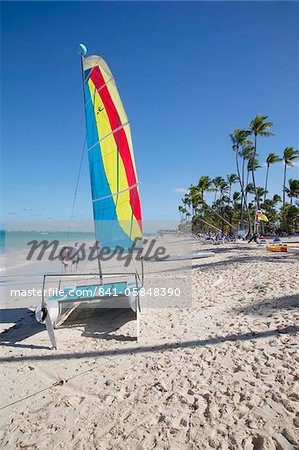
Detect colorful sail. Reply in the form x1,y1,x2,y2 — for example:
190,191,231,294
83,54,142,250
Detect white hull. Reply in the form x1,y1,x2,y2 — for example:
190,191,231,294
35,293,146,326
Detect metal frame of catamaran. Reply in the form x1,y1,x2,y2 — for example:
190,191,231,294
35,44,145,349
37,269,144,350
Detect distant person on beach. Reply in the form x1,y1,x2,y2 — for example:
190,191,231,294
60,247,70,273
248,232,259,244
215,232,222,244
70,243,80,272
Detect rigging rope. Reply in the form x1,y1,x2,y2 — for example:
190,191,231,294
65,135,87,246
203,202,237,230
196,217,222,232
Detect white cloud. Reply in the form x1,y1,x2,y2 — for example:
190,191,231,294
173,188,187,193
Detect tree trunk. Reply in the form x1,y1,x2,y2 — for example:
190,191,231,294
236,151,251,233
252,134,259,215
282,163,287,229
229,210,233,234
221,206,224,236
283,163,287,208
240,157,245,228
264,164,269,203
244,169,252,234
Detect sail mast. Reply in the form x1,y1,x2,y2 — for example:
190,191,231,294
78,43,103,283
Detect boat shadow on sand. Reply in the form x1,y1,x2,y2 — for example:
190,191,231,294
59,306,136,342
0,306,136,350
0,308,48,350
1,293,298,355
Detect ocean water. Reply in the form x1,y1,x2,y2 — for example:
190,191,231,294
0,229,158,274
0,230,97,275
0,230,4,253
1,230,96,254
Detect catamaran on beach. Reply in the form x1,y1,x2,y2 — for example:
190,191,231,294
31,44,215,349
1,1,299,447
33,44,146,348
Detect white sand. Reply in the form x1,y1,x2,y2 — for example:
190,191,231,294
0,241,298,449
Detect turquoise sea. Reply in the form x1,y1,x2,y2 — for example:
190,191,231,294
0,230,96,254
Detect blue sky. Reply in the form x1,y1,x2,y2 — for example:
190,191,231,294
2,1,298,227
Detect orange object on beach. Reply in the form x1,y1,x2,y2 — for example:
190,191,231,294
266,245,287,252
266,244,299,253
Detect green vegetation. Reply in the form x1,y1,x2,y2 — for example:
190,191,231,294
179,115,299,235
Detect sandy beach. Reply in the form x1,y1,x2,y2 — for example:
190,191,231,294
0,240,298,450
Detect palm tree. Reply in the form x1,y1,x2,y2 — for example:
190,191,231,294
180,114,299,235
282,147,299,209
239,142,254,229
219,180,229,198
272,194,282,205
197,176,212,201
230,128,251,231
242,144,255,190
241,142,254,185
264,153,281,203
256,187,266,206
185,211,191,221
249,115,274,209
282,204,299,233
182,194,191,213
178,205,185,222
285,178,299,205
247,159,261,209
226,174,238,202
217,180,229,232
233,191,241,203
246,182,255,198
212,176,225,203
230,129,251,190
247,158,261,174
187,184,201,216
